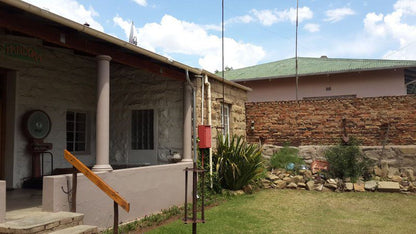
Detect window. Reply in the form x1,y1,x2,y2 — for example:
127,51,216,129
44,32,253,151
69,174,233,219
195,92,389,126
131,109,154,150
66,111,88,153
221,104,230,137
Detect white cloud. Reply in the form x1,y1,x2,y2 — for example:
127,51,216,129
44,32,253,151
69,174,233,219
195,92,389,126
250,7,313,26
132,0,147,7
325,7,355,23
304,23,320,32
22,0,104,31
113,15,265,72
360,0,416,59
226,15,254,24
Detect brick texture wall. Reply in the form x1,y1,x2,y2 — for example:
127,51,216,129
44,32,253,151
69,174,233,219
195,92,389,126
246,95,416,146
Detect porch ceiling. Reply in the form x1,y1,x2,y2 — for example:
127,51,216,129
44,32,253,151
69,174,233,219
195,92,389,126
0,2,187,81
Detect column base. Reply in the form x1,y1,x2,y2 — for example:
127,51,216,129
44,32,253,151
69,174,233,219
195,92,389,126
92,164,113,172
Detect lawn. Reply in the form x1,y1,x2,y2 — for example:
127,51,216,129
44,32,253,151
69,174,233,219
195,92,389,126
146,189,416,234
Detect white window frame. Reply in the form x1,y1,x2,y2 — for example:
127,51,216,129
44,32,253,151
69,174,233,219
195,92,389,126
221,104,230,137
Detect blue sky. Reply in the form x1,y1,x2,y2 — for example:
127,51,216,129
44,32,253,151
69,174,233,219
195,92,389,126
23,0,416,72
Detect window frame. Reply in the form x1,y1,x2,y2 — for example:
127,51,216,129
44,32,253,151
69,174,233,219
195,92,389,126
221,103,231,137
66,110,90,154
131,109,155,150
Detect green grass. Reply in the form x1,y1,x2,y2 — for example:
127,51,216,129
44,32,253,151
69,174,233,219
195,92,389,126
146,190,416,234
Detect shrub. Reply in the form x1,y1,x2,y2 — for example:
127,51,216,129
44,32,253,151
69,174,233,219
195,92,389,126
213,134,264,190
270,146,304,170
324,138,372,182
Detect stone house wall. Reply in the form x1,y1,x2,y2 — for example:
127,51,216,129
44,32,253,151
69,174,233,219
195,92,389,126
194,77,248,149
246,95,416,146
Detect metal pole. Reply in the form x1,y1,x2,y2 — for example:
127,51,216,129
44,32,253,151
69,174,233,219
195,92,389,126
295,0,299,101
192,162,197,234
113,201,119,234
184,168,188,222
71,168,77,212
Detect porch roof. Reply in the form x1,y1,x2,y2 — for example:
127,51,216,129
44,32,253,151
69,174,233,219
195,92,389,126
0,0,251,92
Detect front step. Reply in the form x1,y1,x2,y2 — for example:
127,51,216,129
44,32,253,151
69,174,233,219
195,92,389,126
0,211,94,233
49,225,98,234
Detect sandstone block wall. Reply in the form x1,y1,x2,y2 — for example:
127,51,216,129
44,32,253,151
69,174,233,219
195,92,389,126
246,95,416,146
195,77,247,149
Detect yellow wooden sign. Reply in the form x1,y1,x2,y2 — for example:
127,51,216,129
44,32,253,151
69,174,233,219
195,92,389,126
64,150,130,212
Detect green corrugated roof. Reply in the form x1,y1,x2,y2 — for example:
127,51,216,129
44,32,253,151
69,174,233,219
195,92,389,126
222,57,416,81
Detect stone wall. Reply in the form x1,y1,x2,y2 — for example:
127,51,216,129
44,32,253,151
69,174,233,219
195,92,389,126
195,77,247,149
262,144,416,171
246,95,416,146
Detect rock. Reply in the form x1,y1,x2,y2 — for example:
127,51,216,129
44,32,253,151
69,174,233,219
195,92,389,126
297,182,306,188
408,183,416,192
405,169,415,182
345,183,354,191
373,166,382,177
303,170,313,180
287,182,297,189
293,175,304,183
377,181,401,192
364,180,377,191
283,177,292,183
373,176,381,181
354,183,365,192
391,175,402,182
243,184,253,194
381,162,389,178
266,173,279,181
314,183,324,191
228,190,245,196
275,180,287,189
306,181,315,191
325,179,338,190
388,167,400,178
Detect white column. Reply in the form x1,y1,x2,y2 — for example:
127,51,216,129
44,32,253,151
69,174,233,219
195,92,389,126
183,82,192,162
93,55,113,172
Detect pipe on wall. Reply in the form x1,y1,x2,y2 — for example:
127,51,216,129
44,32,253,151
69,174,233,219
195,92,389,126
204,74,213,188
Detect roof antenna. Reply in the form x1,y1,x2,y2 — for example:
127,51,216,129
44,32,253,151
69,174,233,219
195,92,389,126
295,0,299,101
129,21,137,45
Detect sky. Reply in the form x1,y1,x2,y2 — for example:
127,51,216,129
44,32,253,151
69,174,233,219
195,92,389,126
22,0,416,72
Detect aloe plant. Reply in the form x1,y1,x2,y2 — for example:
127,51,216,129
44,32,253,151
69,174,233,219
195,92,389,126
214,134,264,190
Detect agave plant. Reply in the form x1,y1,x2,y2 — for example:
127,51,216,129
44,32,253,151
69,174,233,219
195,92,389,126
214,134,264,190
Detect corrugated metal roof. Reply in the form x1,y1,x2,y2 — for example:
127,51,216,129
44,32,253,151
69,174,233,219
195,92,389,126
223,57,416,81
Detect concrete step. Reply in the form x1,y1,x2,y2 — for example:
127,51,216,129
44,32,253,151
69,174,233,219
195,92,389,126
0,211,84,233
49,225,98,234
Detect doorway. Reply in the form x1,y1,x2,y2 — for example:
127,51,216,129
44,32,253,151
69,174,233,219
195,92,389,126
0,70,5,180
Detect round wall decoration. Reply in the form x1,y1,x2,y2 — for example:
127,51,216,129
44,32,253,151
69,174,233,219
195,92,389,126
25,110,51,140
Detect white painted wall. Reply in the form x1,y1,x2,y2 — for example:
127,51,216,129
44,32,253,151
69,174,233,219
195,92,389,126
43,162,192,228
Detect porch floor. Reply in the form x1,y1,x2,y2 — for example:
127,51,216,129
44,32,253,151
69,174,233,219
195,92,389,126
6,189,42,216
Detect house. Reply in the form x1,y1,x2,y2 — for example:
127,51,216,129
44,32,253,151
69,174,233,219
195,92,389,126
223,56,416,102
0,0,249,228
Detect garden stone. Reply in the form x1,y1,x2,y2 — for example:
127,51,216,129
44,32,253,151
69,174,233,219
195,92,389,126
287,182,297,189
377,181,400,192
365,181,377,191
275,180,287,189
405,169,415,182
283,177,292,183
297,182,306,188
388,167,400,179
243,185,253,194
381,162,389,178
373,166,382,177
374,176,381,181
306,181,315,191
293,175,304,183
314,183,323,191
345,183,354,191
391,175,402,182
267,173,279,181
354,183,365,192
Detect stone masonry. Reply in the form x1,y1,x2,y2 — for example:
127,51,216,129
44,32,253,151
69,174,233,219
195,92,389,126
246,95,416,146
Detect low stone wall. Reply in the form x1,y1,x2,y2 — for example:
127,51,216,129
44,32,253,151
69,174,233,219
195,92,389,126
262,144,416,171
0,180,5,223
42,162,192,228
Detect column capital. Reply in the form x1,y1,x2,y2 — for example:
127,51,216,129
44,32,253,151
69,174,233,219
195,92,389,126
96,55,112,61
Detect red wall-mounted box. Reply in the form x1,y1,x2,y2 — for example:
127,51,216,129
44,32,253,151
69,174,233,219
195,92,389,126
198,125,211,149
